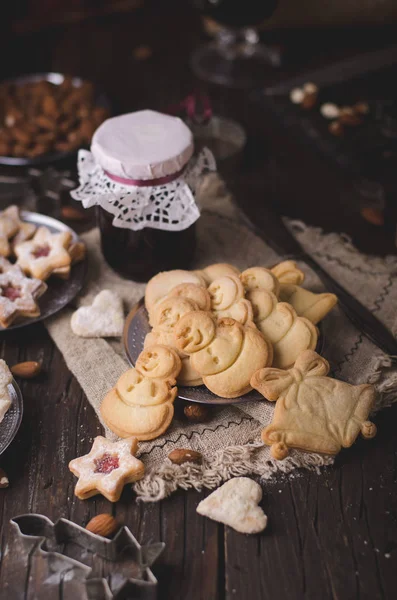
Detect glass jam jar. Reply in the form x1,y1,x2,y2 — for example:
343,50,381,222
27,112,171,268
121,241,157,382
96,206,196,281
72,110,215,281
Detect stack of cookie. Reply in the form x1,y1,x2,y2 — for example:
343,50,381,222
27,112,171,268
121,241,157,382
0,205,85,328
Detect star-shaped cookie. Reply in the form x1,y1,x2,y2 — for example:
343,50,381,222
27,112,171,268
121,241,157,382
0,258,47,328
0,359,13,423
0,206,21,257
15,226,72,280
69,436,145,502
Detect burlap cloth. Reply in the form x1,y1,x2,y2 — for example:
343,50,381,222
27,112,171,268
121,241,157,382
45,175,397,501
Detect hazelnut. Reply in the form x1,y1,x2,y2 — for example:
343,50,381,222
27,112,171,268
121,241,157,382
184,403,209,422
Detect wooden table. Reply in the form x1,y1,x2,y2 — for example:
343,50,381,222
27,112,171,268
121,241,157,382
1,3,397,598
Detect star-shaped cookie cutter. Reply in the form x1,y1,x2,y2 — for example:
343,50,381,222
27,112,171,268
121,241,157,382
10,513,164,599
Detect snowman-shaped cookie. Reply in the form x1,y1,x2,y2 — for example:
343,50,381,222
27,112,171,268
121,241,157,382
100,344,182,441
246,289,318,369
174,311,272,398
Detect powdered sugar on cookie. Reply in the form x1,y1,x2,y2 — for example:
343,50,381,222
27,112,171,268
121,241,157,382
71,290,124,338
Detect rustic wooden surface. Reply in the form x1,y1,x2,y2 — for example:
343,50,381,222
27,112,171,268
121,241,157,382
1,2,397,599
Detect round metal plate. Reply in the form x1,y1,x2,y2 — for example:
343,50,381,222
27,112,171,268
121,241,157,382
0,380,23,455
0,211,87,332
123,298,325,405
0,72,110,167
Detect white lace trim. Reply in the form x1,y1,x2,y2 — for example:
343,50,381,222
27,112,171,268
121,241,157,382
71,148,216,232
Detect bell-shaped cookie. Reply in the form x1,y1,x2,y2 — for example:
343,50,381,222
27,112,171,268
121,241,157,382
278,284,337,325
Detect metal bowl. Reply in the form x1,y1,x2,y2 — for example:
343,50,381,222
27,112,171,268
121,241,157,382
0,72,111,167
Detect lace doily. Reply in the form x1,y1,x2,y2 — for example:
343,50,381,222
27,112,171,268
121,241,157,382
71,148,216,231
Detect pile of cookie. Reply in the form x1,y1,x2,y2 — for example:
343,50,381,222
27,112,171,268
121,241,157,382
0,205,85,328
99,261,377,460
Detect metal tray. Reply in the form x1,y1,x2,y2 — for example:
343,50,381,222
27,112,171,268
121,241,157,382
123,297,325,406
0,72,110,167
0,210,87,332
0,379,23,455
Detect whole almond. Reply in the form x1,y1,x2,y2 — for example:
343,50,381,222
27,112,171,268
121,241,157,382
168,449,203,465
11,361,41,379
61,205,87,221
86,514,119,537
328,120,344,137
184,404,209,423
0,467,9,488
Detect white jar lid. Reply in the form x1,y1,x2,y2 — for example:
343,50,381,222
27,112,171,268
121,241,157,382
91,109,194,180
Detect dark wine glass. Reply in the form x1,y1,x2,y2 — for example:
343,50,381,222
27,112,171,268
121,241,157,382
190,0,279,87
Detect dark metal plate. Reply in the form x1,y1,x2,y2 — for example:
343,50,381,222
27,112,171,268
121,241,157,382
0,379,23,455
0,211,87,331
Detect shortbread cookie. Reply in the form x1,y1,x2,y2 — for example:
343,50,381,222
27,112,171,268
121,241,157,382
270,260,305,285
174,312,272,398
151,296,199,333
240,267,280,296
0,260,47,328
15,226,72,280
251,350,377,459
0,206,21,257
101,345,182,440
195,263,241,285
278,284,337,325
52,241,87,279
208,274,253,325
197,477,268,534
145,269,206,314
69,436,144,502
247,289,318,369
168,283,211,312
0,359,13,423
178,356,203,386
11,221,37,250
144,330,186,358
71,290,124,338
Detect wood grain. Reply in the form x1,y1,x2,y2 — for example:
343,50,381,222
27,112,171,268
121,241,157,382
1,2,397,599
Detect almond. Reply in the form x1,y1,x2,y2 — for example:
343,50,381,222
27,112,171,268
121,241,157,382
86,514,119,537
184,404,209,423
168,449,203,465
61,205,87,221
0,468,9,488
11,361,42,379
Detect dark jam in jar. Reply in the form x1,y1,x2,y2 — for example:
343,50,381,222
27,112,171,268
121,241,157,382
97,207,196,282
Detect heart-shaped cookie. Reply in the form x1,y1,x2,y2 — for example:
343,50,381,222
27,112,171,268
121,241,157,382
197,477,268,534
71,290,124,338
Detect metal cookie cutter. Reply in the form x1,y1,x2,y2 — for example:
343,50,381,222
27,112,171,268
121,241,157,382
10,513,164,599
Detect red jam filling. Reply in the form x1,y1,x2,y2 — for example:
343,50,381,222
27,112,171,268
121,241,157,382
32,244,51,259
94,453,120,474
1,285,22,301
